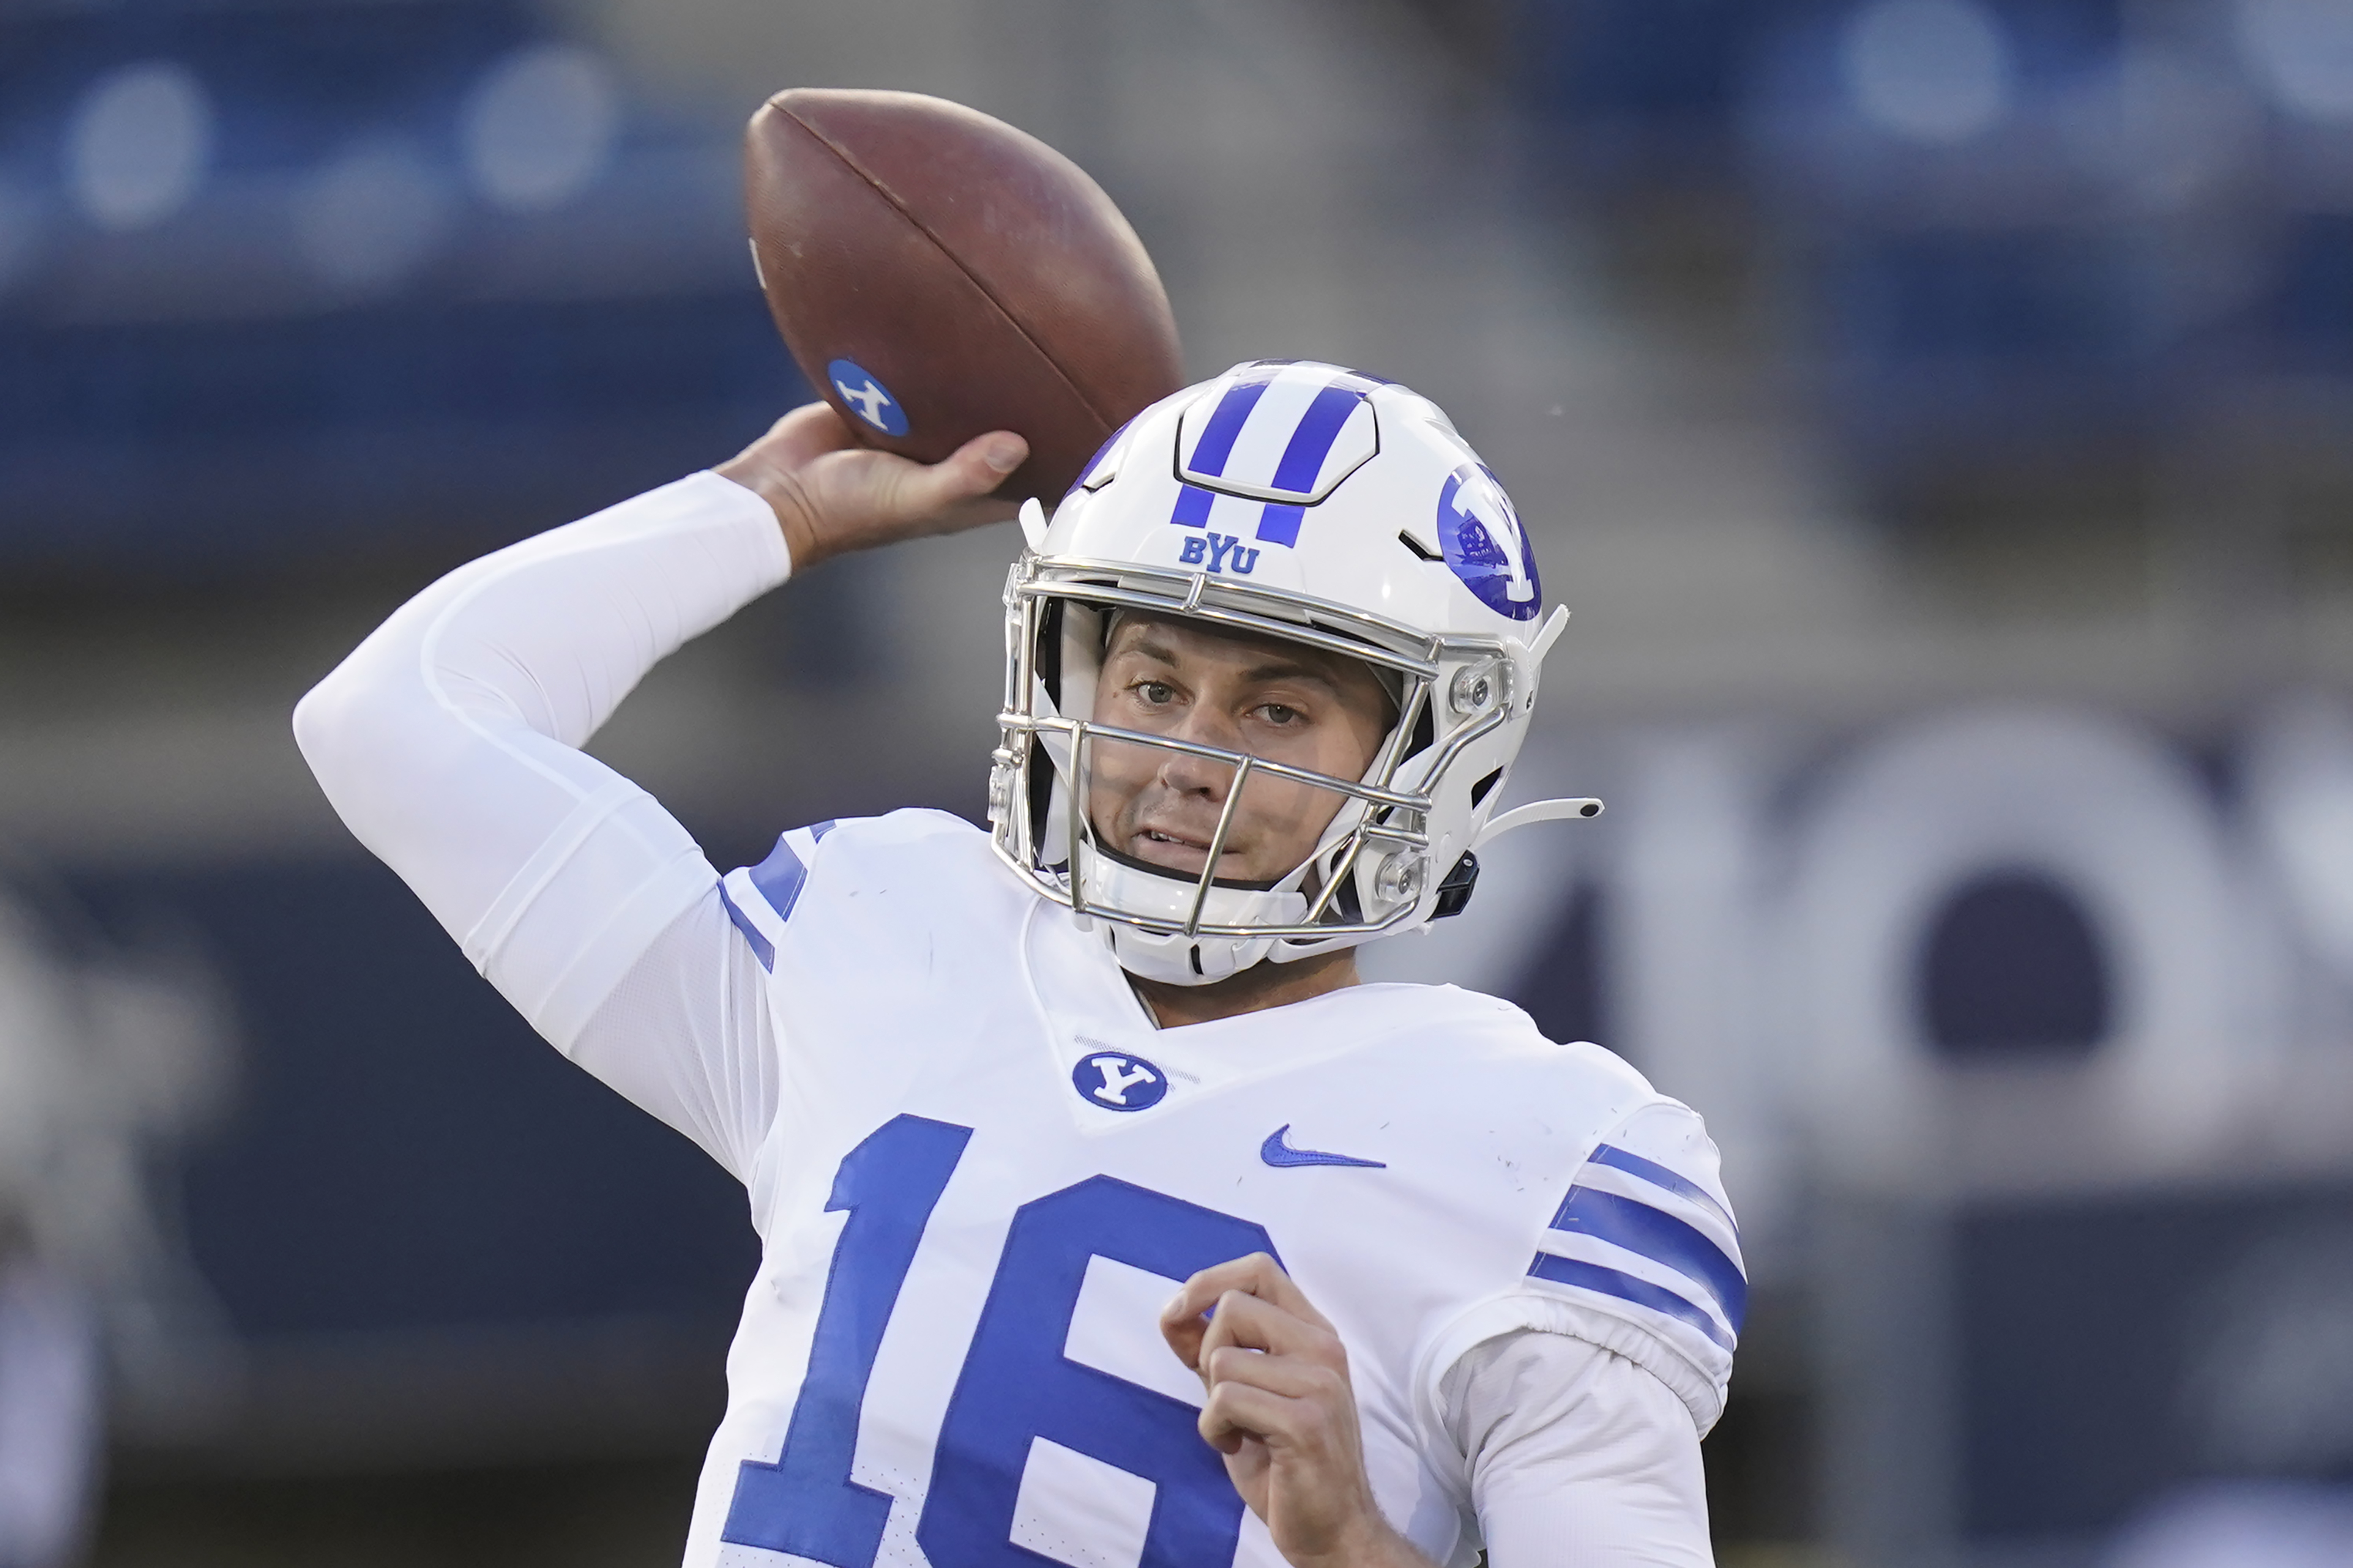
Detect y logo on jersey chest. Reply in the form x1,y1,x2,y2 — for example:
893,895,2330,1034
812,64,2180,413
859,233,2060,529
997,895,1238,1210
1073,1051,1168,1111
1176,531,1259,576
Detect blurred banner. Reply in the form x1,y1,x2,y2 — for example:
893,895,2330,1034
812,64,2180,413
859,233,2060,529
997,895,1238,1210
1526,0,2353,527
0,0,803,576
48,858,758,1474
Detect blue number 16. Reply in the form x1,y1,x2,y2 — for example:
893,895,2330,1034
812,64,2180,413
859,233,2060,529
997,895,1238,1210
721,1115,1277,1568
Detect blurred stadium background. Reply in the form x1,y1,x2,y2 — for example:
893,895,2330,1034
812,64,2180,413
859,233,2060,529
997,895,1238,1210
6,0,2353,1564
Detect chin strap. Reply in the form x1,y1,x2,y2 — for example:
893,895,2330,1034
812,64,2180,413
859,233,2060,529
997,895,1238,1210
1473,795,1604,850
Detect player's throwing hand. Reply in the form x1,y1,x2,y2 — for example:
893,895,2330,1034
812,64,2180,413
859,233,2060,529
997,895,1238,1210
1162,1254,1434,1568
714,401,1027,572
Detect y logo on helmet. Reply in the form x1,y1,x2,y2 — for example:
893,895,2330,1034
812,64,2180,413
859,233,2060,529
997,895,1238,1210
1177,532,1260,575
1436,463,1540,620
826,357,910,437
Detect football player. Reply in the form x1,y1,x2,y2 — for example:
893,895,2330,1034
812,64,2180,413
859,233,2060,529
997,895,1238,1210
295,362,1739,1568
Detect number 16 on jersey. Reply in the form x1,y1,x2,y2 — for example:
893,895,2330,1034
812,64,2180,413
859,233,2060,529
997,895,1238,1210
723,1115,1281,1568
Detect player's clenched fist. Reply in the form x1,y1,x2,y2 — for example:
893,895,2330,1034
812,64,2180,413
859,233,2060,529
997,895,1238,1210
715,401,1027,572
1161,1255,1434,1568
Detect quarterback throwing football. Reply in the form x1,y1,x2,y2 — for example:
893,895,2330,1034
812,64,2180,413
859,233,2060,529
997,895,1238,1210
297,362,1739,1568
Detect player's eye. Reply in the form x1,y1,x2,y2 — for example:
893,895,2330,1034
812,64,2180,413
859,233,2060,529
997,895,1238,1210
1256,702,1302,727
1134,680,1176,706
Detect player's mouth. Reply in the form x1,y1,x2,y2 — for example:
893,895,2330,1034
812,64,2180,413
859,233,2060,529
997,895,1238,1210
1129,824,1224,875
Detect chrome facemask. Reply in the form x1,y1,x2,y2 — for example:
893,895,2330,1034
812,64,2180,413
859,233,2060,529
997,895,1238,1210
988,552,1528,979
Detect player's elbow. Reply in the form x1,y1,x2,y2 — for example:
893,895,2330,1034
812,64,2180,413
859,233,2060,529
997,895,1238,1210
292,650,405,824
293,667,356,806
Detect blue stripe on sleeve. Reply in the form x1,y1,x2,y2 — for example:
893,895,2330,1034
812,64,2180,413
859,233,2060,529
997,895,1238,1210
1586,1143,1738,1233
810,820,838,842
749,836,810,922
1187,377,1273,478
1527,1253,1736,1351
718,882,776,972
1268,382,1366,495
1546,1187,1747,1332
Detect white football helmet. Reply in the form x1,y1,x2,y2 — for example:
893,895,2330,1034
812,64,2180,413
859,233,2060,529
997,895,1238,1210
988,359,1600,986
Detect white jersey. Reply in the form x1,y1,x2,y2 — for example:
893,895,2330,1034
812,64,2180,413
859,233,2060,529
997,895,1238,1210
292,472,1738,1568
698,808,1738,1568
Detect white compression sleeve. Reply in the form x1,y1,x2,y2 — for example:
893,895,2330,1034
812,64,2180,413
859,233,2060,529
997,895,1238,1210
293,469,788,1098
1441,1329,1715,1568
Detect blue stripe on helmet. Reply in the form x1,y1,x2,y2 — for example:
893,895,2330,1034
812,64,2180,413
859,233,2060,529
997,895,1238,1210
1268,381,1367,496
1171,483,1215,528
1256,503,1304,546
1186,375,1275,479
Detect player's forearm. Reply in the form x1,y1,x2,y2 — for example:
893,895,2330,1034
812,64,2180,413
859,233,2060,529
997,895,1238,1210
303,470,786,750
292,471,787,1013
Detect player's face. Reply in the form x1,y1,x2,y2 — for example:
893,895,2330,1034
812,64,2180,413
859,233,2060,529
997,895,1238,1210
1086,615,1394,884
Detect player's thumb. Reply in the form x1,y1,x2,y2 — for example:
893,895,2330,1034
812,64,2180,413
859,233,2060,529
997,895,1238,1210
871,431,1025,535
927,431,1026,505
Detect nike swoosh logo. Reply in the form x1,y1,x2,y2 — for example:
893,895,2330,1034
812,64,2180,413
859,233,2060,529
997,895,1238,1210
1260,1125,1387,1169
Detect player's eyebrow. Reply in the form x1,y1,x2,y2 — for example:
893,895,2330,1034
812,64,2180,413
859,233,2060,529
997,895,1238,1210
1119,632,1186,669
1114,634,1340,694
1237,657,1343,695
1109,616,1381,707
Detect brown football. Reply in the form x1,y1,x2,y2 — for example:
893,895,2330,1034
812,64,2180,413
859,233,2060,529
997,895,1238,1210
744,88,1185,504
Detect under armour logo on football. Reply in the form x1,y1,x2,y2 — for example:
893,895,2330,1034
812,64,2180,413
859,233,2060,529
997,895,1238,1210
1177,531,1260,575
835,376,892,427
1072,1051,1168,1111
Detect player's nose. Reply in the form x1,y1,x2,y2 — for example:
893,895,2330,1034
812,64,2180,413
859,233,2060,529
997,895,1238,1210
1163,691,1248,750
1154,725,1241,799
